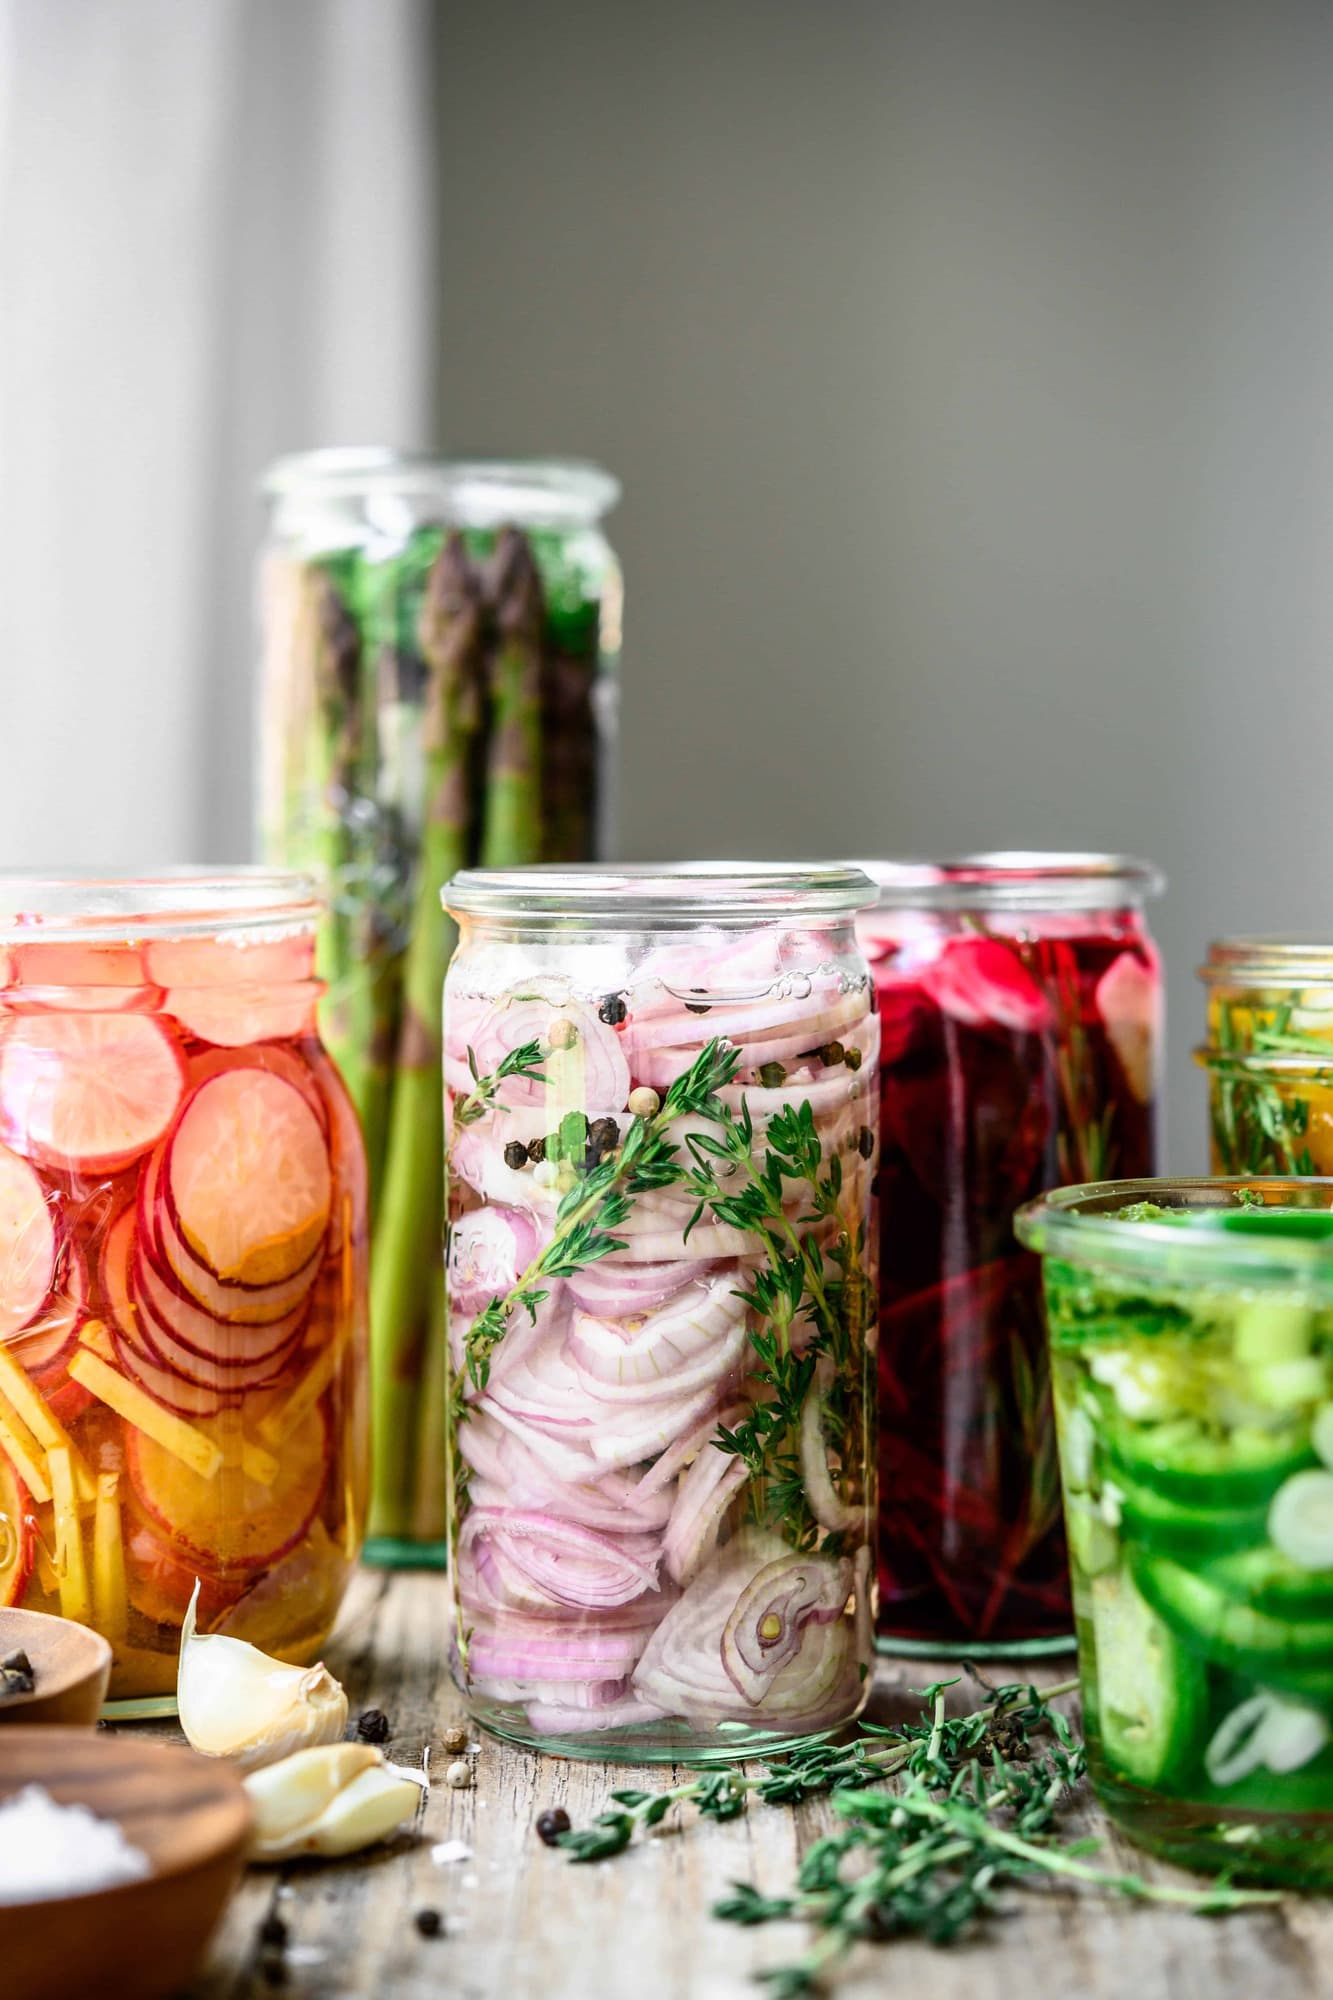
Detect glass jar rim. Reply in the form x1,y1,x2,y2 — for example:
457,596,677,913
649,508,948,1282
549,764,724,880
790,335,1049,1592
0,868,320,946
1016,1176,1333,1290
1199,936,1333,987
444,862,879,925
856,852,1163,912
262,449,621,528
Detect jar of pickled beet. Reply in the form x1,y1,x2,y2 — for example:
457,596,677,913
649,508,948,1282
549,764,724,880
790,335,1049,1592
442,864,879,1761
258,451,622,1558
1198,938,1333,1176
857,854,1164,1657
0,873,368,1699
1018,1177,1333,1887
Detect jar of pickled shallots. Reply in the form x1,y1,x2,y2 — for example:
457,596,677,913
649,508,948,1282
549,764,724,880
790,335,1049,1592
857,854,1164,1657
0,873,368,1699
442,864,879,1761
258,451,622,1557
1198,938,1333,1176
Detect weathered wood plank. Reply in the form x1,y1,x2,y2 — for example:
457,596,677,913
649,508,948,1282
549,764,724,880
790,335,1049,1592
140,1569,1333,2000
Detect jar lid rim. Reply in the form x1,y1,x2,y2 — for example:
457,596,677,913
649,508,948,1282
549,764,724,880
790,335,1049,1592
262,449,621,525
445,862,879,922
1201,936,1333,984
857,852,1163,912
0,868,320,945
1017,1176,1333,1289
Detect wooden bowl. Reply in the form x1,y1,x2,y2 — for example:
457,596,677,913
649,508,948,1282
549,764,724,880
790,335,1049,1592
0,1607,112,1726
0,1728,252,2000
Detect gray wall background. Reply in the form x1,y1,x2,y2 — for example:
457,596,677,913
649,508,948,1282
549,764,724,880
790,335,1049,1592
437,0,1333,1166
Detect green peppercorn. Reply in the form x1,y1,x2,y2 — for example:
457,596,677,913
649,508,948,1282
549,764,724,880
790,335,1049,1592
758,1061,786,1089
819,1041,846,1067
844,1046,863,1072
503,1140,529,1171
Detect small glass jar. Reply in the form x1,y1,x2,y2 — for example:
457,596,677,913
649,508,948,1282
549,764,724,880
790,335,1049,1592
1199,938,1333,1175
442,864,879,1762
0,872,368,1698
856,854,1164,1655
1017,1177,1333,1887
257,451,622,1555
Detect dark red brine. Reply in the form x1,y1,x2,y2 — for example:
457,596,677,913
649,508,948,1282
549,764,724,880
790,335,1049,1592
857,856,1164,1653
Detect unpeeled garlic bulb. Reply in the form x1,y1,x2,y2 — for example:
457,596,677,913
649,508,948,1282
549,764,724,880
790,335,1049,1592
177,1579,348,1771
244,1743,425,1861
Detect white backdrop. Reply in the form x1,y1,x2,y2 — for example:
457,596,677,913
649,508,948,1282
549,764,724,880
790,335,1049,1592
0,0,437,867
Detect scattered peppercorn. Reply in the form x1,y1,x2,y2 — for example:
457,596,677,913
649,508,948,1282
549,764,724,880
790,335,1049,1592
536,1807,572,1846
547,1018,579,1051
414,1909,444,1939
626,1085,660,1119
526,1136,547,1164
587,1116,620,1162
258,1914,289,1952
445,1759,473,1789
0,1649,35,1698
597,993,628,1025
819,1041,846,1067
503,1139,529,1171
856,1126,876,1159
758,1062,786,1089
355,1708,391,1744
844,1046,863,1071
442,1725,467,1754
2,1649,33,1674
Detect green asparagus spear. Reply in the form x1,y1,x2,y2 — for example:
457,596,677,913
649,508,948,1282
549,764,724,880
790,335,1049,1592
368,532,484,1541
307,564,367,1091
480,527,546,867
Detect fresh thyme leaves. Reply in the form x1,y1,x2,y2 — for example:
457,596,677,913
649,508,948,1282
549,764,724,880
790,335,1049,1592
453,1039,548,1127
553,1679,1278,1988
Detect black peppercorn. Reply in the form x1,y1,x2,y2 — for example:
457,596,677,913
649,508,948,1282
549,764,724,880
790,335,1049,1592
684,1001,711,1015
844,1046,863,1072
536,1806,572,1846
414,1909,444,1939
587,1116,620,1162
258,1915,289,1952
356,1708,391,1744
758,1061,786,1089
856,1126,876,1159
526,1135,547,1163
503,1139,529,1171
1,1649,33,1675
598,993,628,1025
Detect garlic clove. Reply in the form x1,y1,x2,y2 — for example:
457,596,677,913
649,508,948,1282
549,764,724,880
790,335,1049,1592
177,1578,349,1771
245,1745,424,1861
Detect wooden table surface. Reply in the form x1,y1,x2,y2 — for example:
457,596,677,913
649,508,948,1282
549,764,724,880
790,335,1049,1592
128,1566,1331,2000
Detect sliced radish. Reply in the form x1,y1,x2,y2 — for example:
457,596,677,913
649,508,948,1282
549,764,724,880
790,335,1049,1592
124,1512,246,1627
133,1244,306,1368
1268,1469,1333,1570
187,1043,328,1130
9,940,159,1013
165,1069,332,1288
127,1400,329,1570
0,1143,56,1339
0,1449,34,1607
162,984,316,1049
0,1011,185,1173
113,1323,234,1417
132,1271,301,1394
7,1232,86,1375
145,1161,322,1325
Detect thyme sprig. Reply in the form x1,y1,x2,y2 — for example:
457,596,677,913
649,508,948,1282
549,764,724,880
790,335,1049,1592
553,1679,1278,1990
452,1038,548,1127
460,1038,739,1391
1209,1001,1321,1175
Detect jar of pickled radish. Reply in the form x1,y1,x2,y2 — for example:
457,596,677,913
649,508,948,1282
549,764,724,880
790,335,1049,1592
857,854,1164,1657
1198,938,1333,1176
442,864,879,1760
0,873,368,1699
258,451,622,1557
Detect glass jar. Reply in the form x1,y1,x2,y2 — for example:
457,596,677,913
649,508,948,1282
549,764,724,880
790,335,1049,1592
1017,1177,1333,1887
442,864,879,1762
257,451,622,1556
856,854,1164,1656
0,872,368,1699
1199,938,1333,1175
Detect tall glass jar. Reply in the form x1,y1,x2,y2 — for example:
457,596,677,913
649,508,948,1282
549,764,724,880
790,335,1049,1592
442,865,879,1761
0,873,368,1699
1199,938,1333,1175
257,452,622,1555
856,854,1164,1655
1018,1178,1333,1887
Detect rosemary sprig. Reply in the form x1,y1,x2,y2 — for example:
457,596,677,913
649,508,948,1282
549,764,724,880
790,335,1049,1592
1208,1001,1321,1175
452,1038,548,1127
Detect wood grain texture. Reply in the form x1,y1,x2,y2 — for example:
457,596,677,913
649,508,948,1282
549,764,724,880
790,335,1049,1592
0,1604,111,1725
120,1568,1331,2000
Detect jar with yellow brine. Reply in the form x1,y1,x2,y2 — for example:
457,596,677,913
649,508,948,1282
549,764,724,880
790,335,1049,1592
1200,939,1333,1175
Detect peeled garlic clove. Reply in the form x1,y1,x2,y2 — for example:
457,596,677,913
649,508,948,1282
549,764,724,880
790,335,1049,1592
177,1578,349,1771
245,1745,423,1861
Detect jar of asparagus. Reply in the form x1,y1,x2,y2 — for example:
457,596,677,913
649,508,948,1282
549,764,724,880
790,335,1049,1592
257,453,622,1553
1199,939,1333,1175
442,864,880,1760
